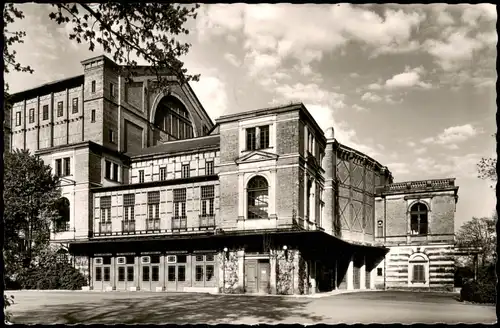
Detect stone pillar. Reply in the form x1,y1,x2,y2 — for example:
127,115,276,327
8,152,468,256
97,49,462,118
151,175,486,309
111,256,116,290
160,255,165,291
270,252,277,294
360,256,366,290
293,250,300,294
310,261,317,294
347,257,354,290
237,250,245,292
218,253,225,293
370,267,376,289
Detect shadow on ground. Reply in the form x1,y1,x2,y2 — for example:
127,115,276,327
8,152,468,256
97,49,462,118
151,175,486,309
12,293,323,324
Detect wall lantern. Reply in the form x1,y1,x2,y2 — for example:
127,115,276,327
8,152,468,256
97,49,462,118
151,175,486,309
283,245,288,260
223,247,229,260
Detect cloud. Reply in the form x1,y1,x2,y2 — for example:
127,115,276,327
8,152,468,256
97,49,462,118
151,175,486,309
368,83,382,90
414,147,427,155
386,162,410,175
350,72,360,78
460,4,497,26
273,83,346,109
223,53,241,67
361,92,382,103
352,104,368,112
407,141,416,147
436,10,455,25
190,75,228,121
421,124,480,146
415,153,483,179
385,66,432,89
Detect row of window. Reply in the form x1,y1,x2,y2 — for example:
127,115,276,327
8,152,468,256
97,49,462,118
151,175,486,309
15,99,80,126
137,161,214,184
99,186,216,224
246,125,270,151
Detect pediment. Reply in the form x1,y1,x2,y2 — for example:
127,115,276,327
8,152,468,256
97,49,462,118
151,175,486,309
235,150,279,165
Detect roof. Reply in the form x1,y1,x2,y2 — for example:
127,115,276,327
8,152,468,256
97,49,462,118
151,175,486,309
128,134,220,159
8,75,84,103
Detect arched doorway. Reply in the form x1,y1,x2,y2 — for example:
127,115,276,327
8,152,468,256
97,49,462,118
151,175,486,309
153,96,194,145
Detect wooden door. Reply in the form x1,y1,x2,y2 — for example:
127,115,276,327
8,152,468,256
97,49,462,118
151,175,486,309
245,260,258,293
166,265,177,291
258,260,270,293
117,266,126,290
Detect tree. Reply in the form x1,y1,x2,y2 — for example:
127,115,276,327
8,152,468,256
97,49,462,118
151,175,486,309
3,2,200,93
477,133,497,188
3,149,61,276
455,216,497,268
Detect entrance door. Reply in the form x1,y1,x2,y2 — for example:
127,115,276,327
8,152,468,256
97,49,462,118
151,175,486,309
245,260,258,293
257,260,270,293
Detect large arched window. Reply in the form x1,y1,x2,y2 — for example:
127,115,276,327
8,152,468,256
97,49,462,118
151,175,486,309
409,254,429,285
247,176,269,219
153,96,194,144
54,197,70,232
410,203,428,235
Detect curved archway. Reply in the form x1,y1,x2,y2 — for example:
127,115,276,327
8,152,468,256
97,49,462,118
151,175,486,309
247,176,269,219
152,95,195,144
410,202,428,235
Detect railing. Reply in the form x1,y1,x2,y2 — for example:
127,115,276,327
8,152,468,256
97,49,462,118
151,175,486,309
99,221,112,234
385,178,455,192
146,219,160,231
53,222,71,233
199,214,216,228
172,216,187,230
122,220,136,233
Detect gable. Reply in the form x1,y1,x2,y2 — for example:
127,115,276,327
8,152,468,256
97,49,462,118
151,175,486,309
235,150,279,165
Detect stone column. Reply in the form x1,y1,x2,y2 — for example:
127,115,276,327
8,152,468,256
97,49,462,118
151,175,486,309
237,250,245,292
293,250,300,294
310,261,317,294
370,267,376,289
111,256,116,290
160,255,165,291
347,257,354,290
270,252,277,294
218,252,225,293
360,256,366,290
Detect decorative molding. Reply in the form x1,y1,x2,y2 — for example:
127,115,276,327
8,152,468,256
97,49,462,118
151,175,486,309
235,150,279,165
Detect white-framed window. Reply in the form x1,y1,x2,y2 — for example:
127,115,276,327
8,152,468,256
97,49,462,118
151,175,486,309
205,161,214,176
410,203,428,235
104,160,120,182
408,253,429,286
28,108,35,123
246,125,270,151
15,111,21,126
139,170,145,183
55,157,71,177
201,185,215,216
160,167,167,181
247,176,269,219
181,164,190,178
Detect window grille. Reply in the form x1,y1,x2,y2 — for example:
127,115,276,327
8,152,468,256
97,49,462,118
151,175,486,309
173,189,186,202
205,161,214,175
181,164,190,178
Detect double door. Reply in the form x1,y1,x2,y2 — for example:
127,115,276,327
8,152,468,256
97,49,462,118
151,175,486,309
116,265,135,291
245,259,270,294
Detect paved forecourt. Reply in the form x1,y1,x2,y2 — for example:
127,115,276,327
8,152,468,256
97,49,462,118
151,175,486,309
7,290,496,325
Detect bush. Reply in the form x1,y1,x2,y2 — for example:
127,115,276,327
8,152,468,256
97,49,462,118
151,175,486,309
16,263,87,290
460,278,496,304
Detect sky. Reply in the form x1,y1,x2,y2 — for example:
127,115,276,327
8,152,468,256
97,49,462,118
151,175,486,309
5,3,497,231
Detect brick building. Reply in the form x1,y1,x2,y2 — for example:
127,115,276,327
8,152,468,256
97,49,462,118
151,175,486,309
5,55,458,293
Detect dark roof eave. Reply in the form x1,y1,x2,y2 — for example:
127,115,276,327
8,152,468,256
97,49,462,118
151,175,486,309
8,75,85,102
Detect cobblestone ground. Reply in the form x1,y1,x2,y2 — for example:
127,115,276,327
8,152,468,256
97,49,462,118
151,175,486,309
6,290,496,325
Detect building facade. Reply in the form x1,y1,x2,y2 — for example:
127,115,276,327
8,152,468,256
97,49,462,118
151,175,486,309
5,55,458,293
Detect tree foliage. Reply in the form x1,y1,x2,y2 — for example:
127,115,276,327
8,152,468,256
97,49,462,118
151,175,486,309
477,133,497,188
4,149,61,275
455,216,497,267
3,2,200,94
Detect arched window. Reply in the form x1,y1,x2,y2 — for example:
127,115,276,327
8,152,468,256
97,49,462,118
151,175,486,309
247,176,269,219
54,197,70,232
409,254,429,284
153,96,194,144
410,203,428,235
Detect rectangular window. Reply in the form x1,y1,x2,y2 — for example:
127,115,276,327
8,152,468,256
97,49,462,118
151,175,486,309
91,110,96,122
110,82,115,98
63,157,71,176
159,167,166,181
259,125,270,149
103,267,110,282
95,267,102,281
246,127,256,151
100,196,112,223
72,98,78,114
112,163,119,181
168,266,176,281
43,105,49,120
201,185,215,216
195,265,204,282
142,266,150,281
377,268,383,277
139,170,144,183
108,129,114,143
91,80,96,93
206,254,215,262
15,112,21,126
127,267,134,282
55,159,62,177
105,160,112,180
178,265,186,281
29,108,35,123
413,265,425,283
150,265,159,282
181,164,190,179
118,267,125,282
205,161,214,176
206,265,214,281
147,191,160,221
123,194,135,230
196,255,204,262
57,101,64,117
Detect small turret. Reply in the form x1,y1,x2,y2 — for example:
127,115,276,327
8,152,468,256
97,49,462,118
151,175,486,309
325,126,335,140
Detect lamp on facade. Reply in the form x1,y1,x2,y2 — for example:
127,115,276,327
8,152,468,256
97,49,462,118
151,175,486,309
223,247,228,294
283,245,288,260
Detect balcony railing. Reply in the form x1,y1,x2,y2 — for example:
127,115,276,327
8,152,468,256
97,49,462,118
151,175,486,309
122,220,136,233
99,221,112,234
172,216,187,230
199,214,215,228
146,218,160,231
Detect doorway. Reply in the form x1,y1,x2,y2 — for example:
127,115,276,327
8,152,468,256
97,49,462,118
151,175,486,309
245,259,270,294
